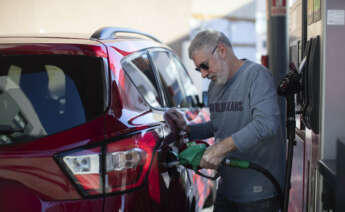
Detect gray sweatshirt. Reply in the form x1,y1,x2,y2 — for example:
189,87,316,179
189,60,285,202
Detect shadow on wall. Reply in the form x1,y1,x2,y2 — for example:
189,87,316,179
169,34,190,58
167,1,256,58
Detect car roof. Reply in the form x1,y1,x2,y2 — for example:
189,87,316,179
0,32,91,39
0,28,168,57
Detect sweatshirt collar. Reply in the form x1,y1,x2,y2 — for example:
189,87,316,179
224,59,250,86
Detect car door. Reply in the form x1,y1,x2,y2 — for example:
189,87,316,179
119,49,193,211
148,48,216,210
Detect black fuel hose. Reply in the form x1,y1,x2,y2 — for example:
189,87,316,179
223,158,283,209
248,163,283,207
193,158,283,208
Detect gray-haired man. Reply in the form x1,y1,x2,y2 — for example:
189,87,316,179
164,30,285,212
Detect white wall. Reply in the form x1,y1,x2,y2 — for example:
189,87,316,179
0,0,192,43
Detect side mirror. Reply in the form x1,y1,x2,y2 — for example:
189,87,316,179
202,91,208,107
188,92,208,108
188,95,204,107
186,95,197,107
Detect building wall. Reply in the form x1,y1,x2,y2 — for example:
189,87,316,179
0,0,192,44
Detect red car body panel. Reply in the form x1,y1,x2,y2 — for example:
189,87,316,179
0,38,108,58
0,34,214,212
0,116,108,200
0,179,104,212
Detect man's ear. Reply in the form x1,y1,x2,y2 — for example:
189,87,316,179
217,43,227,58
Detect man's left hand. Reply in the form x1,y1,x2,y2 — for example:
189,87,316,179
200,142,226,169
199,137,237,169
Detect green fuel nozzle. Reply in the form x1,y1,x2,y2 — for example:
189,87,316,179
178,141,207,170
177,142,252,180
178,141,252,171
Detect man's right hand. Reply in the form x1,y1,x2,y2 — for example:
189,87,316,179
163,108,188,134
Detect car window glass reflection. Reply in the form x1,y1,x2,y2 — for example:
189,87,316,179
170,54,199,98
150,51,191,108
0,55,104,144
122,53,162,108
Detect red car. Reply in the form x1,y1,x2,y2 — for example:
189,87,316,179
0,27,215,212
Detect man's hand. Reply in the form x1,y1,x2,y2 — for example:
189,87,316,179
163,108,188,134
200,137,237,169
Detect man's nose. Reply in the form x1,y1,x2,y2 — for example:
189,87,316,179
201,69,208,78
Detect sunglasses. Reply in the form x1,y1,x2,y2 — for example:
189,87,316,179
195,44,218,72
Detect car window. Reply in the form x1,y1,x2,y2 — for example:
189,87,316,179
150,50,196,108
170,53,199,102
121,53,162,108
116,67,150,113
0,55,105,144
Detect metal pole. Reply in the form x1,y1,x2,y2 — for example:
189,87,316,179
267,0,289,210
267,0,288,140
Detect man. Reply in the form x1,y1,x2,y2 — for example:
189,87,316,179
164,30,285,212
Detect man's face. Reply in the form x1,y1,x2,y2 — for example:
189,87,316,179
192,45,229,85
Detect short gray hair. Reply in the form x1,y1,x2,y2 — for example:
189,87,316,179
188,30,232,59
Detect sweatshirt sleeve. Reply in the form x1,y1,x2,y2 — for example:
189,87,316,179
188,121,214,140
231,70,281,152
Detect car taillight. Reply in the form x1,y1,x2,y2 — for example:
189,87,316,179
62,147,102,195
56,130,158,197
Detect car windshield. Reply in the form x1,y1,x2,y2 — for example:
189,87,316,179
0,55,106,145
